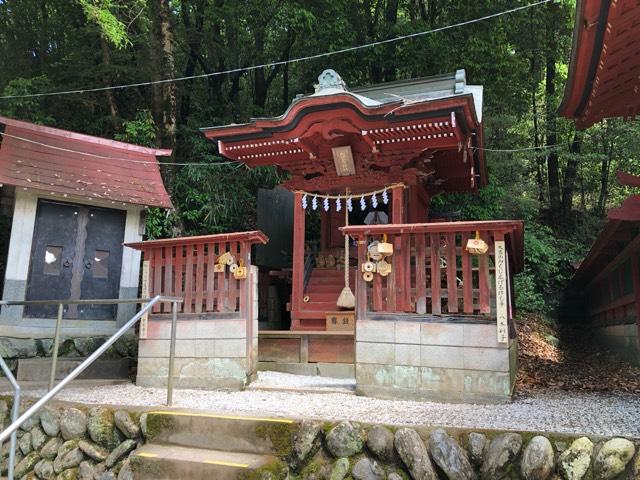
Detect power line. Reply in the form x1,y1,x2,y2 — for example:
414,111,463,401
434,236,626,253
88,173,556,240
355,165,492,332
0,131,239,167
0,0,551,100
475,144,561,152
0,130,565,168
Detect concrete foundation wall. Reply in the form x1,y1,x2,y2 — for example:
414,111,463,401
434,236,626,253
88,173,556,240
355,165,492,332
355,318,516,403
594,323,639,366
136,318,250,389
136,266,259,389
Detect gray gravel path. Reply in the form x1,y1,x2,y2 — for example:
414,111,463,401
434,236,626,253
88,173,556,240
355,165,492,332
6,371,639,438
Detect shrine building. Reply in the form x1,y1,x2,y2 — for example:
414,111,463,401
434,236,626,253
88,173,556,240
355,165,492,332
131,69,524,402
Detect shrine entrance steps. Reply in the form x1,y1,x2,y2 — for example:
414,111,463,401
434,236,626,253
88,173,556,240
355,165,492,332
297,267,356,330
130,411,286,479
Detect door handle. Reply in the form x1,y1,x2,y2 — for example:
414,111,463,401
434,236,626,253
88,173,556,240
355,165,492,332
63,259,72,268
84,260,92,269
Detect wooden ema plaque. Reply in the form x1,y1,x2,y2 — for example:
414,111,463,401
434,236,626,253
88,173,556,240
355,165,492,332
326,311,355,331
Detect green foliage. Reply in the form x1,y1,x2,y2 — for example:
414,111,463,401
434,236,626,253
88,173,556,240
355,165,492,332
114,110,156,147
0,0,636,315
0,76,55,124
77,0,131,48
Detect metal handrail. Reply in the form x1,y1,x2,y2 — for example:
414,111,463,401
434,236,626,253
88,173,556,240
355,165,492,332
0,297,174,391
0,295,182,452
0,356,20,480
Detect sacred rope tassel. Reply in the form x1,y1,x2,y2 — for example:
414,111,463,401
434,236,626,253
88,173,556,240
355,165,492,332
371,193,378,208
336,197,342,211
323,197,330,211
382,188,389,204
312,195,318,210
360,195,366,211
302,194,308,210
347,197,353,212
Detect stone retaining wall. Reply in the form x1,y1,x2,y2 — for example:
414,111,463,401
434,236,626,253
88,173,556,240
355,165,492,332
280,421,639,480
2,400,639,480
0,400,145,480
0,334,137,376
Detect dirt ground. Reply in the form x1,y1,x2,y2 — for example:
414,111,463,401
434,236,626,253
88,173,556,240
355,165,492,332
516,314,640,395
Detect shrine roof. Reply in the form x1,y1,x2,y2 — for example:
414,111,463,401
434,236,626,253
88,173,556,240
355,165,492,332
201,69,483,135
0,116,173,208
201,69,485,195
559,0,640,128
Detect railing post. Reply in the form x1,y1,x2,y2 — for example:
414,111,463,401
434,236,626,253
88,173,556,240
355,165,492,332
0,355,20,480
166,300,178,406
49,303,64,391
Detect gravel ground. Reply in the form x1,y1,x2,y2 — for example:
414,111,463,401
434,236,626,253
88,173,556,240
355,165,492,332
247,371,356,393
5,371,639,438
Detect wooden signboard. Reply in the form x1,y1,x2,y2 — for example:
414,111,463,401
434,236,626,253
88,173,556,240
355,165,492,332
140,260,150,339
495,240,508,344
326,311,355,331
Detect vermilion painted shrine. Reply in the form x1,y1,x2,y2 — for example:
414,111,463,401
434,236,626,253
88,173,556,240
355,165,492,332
126,69,524,401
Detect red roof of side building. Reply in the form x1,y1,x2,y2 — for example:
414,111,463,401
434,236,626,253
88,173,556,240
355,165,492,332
0,116,173,208
573,171,640,285
559,0,640,128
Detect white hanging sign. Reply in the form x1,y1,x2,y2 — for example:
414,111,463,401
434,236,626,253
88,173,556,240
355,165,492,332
495,240,508,344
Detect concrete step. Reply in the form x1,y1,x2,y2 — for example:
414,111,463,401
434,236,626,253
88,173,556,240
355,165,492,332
143,410,295,455
16,357,130,382
131,443,278,480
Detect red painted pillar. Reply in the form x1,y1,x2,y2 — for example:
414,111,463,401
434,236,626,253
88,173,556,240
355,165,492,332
291,191,306,330
391,185,404,223
391,186,407,310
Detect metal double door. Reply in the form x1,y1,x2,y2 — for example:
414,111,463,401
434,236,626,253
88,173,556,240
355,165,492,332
25,200,125,319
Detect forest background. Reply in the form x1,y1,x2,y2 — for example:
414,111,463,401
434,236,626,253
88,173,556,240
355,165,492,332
1,0,637,313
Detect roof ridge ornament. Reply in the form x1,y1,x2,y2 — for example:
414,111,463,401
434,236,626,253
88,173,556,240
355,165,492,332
315,69,348,93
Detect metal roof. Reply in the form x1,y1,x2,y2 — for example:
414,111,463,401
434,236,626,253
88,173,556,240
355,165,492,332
0,116,173,208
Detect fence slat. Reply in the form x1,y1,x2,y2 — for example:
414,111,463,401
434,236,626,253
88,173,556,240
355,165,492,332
217,243,226,312
430,233,441,314
152,248,163,313
415,233,427,314
461,233,473,313
479,232,491,314
387,234,397,311
205,242,216,311
184,245,194,314
447,233,458,313
194,243,205,313
403,233,412,312
227,242,239,312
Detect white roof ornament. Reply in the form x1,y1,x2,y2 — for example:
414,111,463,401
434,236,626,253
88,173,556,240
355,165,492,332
315,69,348,93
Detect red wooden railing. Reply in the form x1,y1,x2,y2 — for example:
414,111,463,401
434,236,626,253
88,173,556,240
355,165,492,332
126,231,268,315
341,221,524,317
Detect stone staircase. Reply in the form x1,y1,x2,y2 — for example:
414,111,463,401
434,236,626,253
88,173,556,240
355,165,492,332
130,411,292,479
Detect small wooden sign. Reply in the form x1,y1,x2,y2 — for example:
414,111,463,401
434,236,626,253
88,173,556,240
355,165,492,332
495,240,508,344
140,260,150,339
326,311,355,331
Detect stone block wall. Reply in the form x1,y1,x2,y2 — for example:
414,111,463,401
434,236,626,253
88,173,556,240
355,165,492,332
594,323,639,366
136,266,259,389
355,318,517,402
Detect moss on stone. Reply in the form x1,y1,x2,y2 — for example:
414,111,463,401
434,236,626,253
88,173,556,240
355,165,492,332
143,414,176,441
238,459,288,480
255,422,297,458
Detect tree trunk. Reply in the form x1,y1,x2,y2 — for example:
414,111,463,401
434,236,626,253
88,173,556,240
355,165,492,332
545,2,561,219
149,0,177,185
597,133,614,216
561,131,582,219
100,38,119,122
